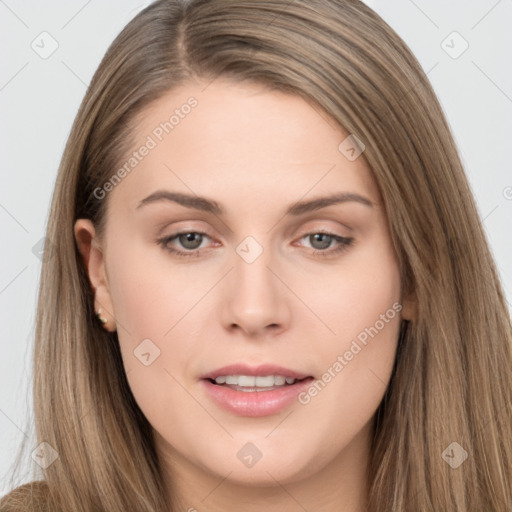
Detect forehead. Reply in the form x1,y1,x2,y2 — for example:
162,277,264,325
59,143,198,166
109,79,379,215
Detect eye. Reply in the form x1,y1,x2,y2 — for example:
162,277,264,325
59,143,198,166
297,232,353,258
157,231,212,258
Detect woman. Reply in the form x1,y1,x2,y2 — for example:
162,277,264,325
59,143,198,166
2,0,511,510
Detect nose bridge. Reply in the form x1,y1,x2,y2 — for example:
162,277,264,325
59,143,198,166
223,234,288,333
233,234,277,303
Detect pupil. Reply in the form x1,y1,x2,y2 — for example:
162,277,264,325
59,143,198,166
180,233,202,249
311,233,331,250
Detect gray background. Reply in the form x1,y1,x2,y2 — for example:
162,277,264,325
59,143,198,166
1,0,511,493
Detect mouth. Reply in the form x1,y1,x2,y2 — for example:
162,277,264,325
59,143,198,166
205,374,311,392
200,364,315,416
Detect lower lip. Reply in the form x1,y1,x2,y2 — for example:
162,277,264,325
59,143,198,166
200,378,314,417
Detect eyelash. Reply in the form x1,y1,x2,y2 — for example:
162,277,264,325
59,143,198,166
156,231,354,259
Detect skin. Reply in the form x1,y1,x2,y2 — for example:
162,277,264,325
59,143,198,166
75,79,413,512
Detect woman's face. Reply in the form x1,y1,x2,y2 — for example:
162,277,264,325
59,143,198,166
76,79,410,489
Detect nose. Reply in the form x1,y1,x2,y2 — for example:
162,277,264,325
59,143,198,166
221,240,291,337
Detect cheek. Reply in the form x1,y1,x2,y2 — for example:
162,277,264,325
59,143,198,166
104,243,212,427
106,240,209,339
302,236,402,347
296,241,402,428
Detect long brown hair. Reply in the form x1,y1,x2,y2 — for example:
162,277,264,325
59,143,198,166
2,1,511,510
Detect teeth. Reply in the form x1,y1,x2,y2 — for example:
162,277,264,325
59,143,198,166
238,375,256,387
255,376,274,387
213,375,297,387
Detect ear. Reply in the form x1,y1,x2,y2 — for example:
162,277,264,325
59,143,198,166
74,219,116,332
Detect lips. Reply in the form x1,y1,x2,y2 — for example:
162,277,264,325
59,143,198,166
200,363,314,417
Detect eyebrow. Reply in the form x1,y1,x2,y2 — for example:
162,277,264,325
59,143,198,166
136,190,373,215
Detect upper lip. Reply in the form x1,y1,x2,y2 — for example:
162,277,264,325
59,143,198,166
201,363,311,381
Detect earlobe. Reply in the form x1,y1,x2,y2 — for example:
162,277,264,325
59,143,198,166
74,219,117,332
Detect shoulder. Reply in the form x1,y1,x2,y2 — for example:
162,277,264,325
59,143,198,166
0,481,50,512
